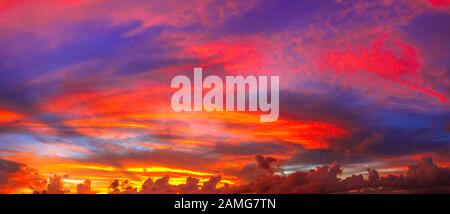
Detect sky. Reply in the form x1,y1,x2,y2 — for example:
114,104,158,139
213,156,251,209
0,0,449,194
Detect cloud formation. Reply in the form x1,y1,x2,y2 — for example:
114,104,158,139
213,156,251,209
3,155,449,194
0,0,449,194
0,159,46,193
234,156,450,193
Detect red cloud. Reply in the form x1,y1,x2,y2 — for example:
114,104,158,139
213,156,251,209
428,0,450,7
187,42,263,73
321,35,448,102
322,35,420,81
0,159,46,193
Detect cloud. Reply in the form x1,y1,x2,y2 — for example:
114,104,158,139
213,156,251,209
107,174,224,194
234,155,450,193
108,179,138,194
209,142,288,156
76,179,94,194
45,174,69,194
427,0,450,7
87,155,450,194
3,155,450,194
321,34,448,102
0,159,46,193
200,175,222,193
0,0,449,195
322,35,420,80
178,177,200,193
255,155,279,173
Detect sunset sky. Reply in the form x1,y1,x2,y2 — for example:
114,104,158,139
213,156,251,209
0,0,449,194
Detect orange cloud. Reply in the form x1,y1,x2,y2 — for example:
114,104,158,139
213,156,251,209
0,109,22,124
